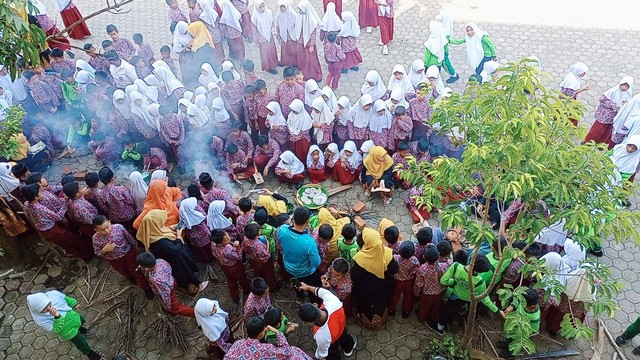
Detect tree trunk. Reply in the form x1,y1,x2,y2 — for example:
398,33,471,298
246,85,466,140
463,298,479,347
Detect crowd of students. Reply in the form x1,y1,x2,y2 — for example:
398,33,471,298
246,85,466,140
1,0,639,359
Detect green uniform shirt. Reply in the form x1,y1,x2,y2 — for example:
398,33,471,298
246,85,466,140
480,252,512,284
423,48,443,68
121,148,142,161
337,237,359,264
440,262,498,313
264,315,289,345
259,223,277,257
53,296,82,340
507,305,540,338
449,35,496,58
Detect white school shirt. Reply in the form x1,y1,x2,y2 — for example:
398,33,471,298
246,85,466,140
109,60,139,89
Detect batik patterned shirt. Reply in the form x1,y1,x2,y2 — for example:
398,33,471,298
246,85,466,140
68,197,98,225
394,254,420,281
24,201,65,231
113,38,136,61
92,223,137,260
159,114,185,145
97,183,137,222
275,82,304,118
414,258,451,296
212,243,243,267
243,293,272,322
145,259,174,309
227,131,255,157
225,332,311,360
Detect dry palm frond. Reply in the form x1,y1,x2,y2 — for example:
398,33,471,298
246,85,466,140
142,312,190,352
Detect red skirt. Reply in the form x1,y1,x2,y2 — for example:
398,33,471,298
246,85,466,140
308,168,330,183
323,0,343,17
276,173,305,184
254,153,272,172
239,12,253,40
45,27,71,51
231,165,256,179
300,46,323,82
227,36,245,63
280,41,300,67
258,40,278,71
584,121,615,149
379,16,394,44
342,49,363,69
60,6,91,39
332,161,360,185
292,138,310,164
359,0,379,28
406,203,431,223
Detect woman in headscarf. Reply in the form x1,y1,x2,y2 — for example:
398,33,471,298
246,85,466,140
0,162,21,201
128,171,148,212
130,91,159,142
408,59,427,89
324,142,340,172
426,65,446,96
585,76,634,148
252,0,279,74
333,96,351,147
186,103,210,129
385,88,409,114
211,97,234,138
296,0,323,82
287,99,313,161
332,140,362,185
187,20,224,71
275,150,305,187
153,67,186,107
199,63,221,88
306,144,329,183
436,10,459,83
218,0,246,62
317,207,350,265
0,163,27,235
559,62,590,101
362,145,394,204
368,99,392,150
27,290,102,360
195,298,234,357
319,2,342,40
449,22,497,75
173,21,197,88
266,101,289,147
179,197,214,263
561,238,586,272
194,93,211,117
350,227,398,329
311,97,334,148
304,79,321,111
609,134,640,182
136,209,204,294
611,94,640,145
134,78,159,104
422,21,446,71
387,64,415,100
348,95,373,148
206,200,237,241
361,70,387,101
275,0,301,67
112,89,131,120
337,11,362,72
133,179,181,230
150,169,168,182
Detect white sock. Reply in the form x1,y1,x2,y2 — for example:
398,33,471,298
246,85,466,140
437,324,445,331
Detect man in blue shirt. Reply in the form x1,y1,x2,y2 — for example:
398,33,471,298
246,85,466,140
277,206,323,303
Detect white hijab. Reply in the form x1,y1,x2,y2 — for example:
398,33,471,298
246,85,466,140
27,291,71,332
173,21,193,53
194,94,211,116
112,89,132,119
603,76,634,105
360,140,374,157
74,70,94,90
480,61,501,84
340,141,362,168
129,171,148,211
75,59,95,76
306,144,325,167
564,268,595,302
144,74,162,87
152,60,172,72
187,103,210,128
153,67,184,94
179,197,206,229
267,101,287,126
147,103,161,130
385,88,409,112
320,2,342,32
195,299,229,342
252,0,274,42
610,135,640,174
613,94,640,135
220,61,242,80
337,11,360,38
150,169,167,181
437,10,454,37
464,22,488,68
277,150,305,174
541,252,570,287
0,66,27,102
28,0,49,15
219,0,243,32
207,200,232,230
276,0,298,42
561,238,586,272
287,99,313,135
326,143,340,163
130,91,157,128
409,59,427,89
426,65,445,94
424,21,446,63
337,96,351,126
534,218,568,247
134,79,159,103
0,162,19,197
297,0,320,46
349,94,373,128
199,0,219,26
212,97,231,123
199,63,220,87
559,62,589,91
311,97,334,141
361,70,386,100
370,99,392,133
304,79,320,107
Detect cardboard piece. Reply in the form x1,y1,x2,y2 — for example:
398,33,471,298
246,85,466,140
253,172,264,185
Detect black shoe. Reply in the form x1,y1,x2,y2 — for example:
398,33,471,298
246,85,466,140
350,66,360,71
428,321,444,334
616,334,629,345
268,69,278,74
589,249,604,257
66,51,76,59
87,350,102,360
446,74,459,84
79,327,88,334
633,346,640,356
144,288,155,300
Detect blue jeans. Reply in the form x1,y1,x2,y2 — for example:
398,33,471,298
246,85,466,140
475,56,493,75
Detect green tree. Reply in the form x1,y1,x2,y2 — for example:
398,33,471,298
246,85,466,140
402,58,640,355
0,0,47,79
0,105,26,160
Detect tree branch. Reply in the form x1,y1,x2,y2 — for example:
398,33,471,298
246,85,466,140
47,0,135,40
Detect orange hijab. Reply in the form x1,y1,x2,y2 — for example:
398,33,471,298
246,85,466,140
133,180,181,229
363,146,393,178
